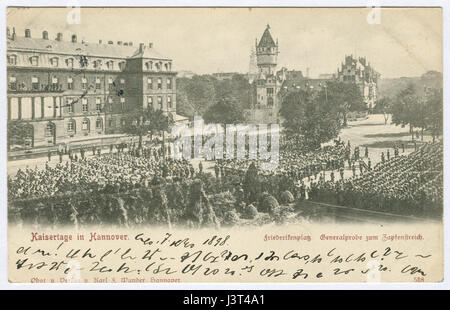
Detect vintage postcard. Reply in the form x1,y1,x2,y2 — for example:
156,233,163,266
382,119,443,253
5,6,444,284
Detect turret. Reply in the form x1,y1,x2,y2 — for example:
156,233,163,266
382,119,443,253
256,24,278,75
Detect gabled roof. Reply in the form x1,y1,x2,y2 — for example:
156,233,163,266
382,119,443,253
257,25,277,48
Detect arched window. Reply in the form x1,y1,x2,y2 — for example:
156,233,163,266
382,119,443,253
45,122,55,137
29,56,39,66
157,96,163,110
93,59,102,69
106,61,114,70
96,118,103,130
145,61,153,71
8,54,17,65
68,119,76,133
82,118,90,132
66,58,74,68
50,57,59,67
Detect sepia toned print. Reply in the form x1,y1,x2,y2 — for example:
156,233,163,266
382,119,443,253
6,7,443,283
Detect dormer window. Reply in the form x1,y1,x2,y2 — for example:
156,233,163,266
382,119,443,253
8,55,17,65
66,58,74,68
118,62,126,71
9,76,17,90
50,57,59,67
93,60,102,69
30,56,39,66
106,61,114,70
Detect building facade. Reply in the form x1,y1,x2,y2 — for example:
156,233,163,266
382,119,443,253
7,27,177,150
337,55,380,109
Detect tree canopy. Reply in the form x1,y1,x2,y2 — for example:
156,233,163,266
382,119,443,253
122,106,174,146
176,74,252,119
390,83,443,140
203,97,246,125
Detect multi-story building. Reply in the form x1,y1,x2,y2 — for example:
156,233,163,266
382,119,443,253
246,25,284,123
6,27,178,149
337,55,380,109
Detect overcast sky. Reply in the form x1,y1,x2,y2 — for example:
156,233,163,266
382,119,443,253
7,7,442,78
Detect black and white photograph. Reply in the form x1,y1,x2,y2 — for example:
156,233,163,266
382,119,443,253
3,5,446,285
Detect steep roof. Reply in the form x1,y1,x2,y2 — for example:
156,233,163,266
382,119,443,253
257,25,277,48
130,47,171,60
7,36,170,60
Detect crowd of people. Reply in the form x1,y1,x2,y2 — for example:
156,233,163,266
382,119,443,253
8,133,443,226
309,142,443,216
8,149,196,200
219,141,348,182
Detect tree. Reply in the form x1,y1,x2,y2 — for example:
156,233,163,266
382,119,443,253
243,162,260,204
391,83,421,140
319,81,365,127
374,97,392,125
176,75,217,119
203,97,246,125
122,107,174,148
8,120,33,150
176,74,253,120
279,88,341,150
279,89,309,135
424,88,443,142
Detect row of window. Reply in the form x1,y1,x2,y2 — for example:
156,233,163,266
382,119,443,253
342,75,357,82
67,118,103,133
9,96,62,120
7,54,172,72
8,54,123,71
8,94,174,121
145,95,174,110
8,76,173,91
144,61,172,72
147,77,172,90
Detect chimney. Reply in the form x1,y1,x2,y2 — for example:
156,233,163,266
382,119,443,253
139,43,145,53
42,31,48,40
12,27,16,40
71,34,77,43
117,41,122,45
6,27,10,38
108,40,113,44
149,42,153,48
25,29,31,38
56,32,63,41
